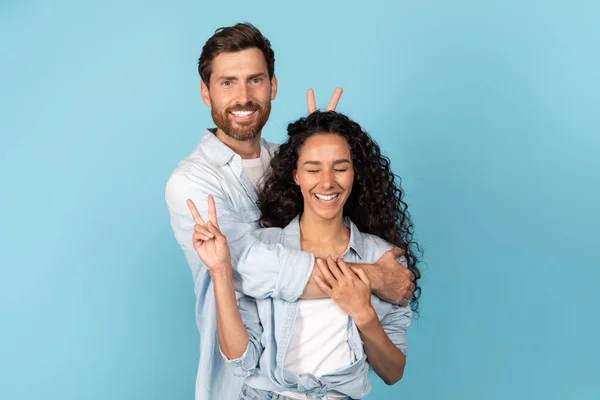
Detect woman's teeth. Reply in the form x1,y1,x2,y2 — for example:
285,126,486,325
314,193,339,202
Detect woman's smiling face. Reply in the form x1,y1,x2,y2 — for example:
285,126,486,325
294,133,354,222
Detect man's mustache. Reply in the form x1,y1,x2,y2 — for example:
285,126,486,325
227,102,260,113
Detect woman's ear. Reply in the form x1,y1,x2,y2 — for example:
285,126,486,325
293,170,299,185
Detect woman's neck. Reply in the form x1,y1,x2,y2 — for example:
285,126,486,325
298,212,350,258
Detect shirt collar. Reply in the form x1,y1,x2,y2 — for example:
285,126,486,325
282,215,365,260
200,128,276,166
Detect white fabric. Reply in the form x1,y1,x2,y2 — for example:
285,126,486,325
241,149,270,190
278,298,352,399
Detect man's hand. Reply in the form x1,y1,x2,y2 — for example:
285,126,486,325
307,87,343,114
186,195,232,277
369,248,415,307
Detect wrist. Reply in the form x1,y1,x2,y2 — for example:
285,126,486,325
210,266,233,284
352,306,378,329
360,263,382,291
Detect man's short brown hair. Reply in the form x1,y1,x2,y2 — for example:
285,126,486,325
198,23,275,87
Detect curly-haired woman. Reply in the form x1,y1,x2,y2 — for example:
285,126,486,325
188,111,421,400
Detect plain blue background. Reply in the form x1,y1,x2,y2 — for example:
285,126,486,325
1,0,599,399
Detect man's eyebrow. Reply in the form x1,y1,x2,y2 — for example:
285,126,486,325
216,73,267,82
248,73,268,80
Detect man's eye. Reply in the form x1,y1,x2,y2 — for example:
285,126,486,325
222,81,231,86
252,77,262,84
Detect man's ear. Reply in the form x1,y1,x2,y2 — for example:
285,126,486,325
270,74,278,101
200,80,211,107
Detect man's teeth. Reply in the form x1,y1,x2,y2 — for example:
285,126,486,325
314,193,339,201
231,111,255,117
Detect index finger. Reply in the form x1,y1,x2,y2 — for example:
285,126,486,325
325,87,343,111
306,88,317,114
186,199,206,225
336,258,353,279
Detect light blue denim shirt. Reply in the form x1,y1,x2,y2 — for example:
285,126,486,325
227,217,412,400
165,129,316,400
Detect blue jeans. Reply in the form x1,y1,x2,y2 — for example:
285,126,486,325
238,385,288,400
238,384,354,400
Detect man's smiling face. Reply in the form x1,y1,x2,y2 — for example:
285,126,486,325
201,48,277,141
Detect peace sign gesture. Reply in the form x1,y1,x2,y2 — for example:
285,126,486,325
186,195,232,275
307,87,343,114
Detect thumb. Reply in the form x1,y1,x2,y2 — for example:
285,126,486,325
207,221,226,241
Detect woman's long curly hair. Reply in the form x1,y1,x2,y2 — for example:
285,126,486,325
257,111,422,312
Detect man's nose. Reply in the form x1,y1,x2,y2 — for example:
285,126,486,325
236,83,250,104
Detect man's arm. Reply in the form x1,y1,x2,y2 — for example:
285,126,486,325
304,255,414,303
167,171,325,302
167,170,415,303
352,252,416,306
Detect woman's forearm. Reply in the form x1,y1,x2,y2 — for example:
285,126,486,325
355,309,406,385
211,268,249,360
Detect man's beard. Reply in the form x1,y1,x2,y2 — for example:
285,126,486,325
212,101,271,142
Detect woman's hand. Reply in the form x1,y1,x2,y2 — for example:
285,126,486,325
186,195,232,277
306,87,343,113
313,256,377,327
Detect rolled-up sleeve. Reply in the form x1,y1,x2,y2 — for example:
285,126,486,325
380,304,412,356
219,295,264,377
166,171,314,301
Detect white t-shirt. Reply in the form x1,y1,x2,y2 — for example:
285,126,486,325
241,149,270,190
278,299,352,400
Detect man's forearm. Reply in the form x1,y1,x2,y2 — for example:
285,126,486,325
352,260,412,306
300,260,385,299
351,263,384,292
299,260,329,299
300,261,385,299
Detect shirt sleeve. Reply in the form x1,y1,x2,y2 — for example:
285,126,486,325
165,170,314,301
380,304,412,356
219,295,264,377
373,244,412,355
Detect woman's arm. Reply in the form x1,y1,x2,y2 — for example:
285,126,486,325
187,201,263,376
211,268,249,359
354,309,406,385
212,268,264,377
313,257,407,385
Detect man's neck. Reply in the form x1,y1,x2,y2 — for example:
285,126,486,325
215,128,262,159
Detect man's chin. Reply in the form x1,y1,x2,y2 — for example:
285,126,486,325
222,126,261,141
